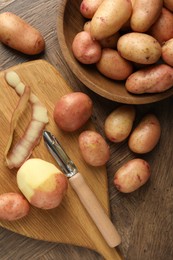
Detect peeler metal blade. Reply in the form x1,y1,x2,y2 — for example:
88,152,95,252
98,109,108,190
43,131,78,178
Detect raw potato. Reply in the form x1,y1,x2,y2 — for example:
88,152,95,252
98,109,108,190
125,64,173,94
80,0,103,19
90,0,132,40
0,12,45,55
83,21,120,49
104,105,136,143
130,0,163,32
79,130,110,166
149,8,173,45
128,114,161,154
72,31,102,64
17,158,68,210
96,49,133,80
163,0,173,11
0,192,30,221
53,92,93,132
162,39,173,66
114,158,150,193
117,32,161,65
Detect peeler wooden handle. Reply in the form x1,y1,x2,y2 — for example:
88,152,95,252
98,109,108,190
69,172,121,248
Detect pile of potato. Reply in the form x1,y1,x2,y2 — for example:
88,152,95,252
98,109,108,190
72,0,173,94
53,93,161,194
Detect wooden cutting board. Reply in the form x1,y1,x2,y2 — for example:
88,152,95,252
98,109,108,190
0,60,121,260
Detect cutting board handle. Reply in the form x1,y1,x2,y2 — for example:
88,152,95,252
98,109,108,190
69,172,121,248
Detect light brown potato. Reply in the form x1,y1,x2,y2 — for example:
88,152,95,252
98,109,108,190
130,0,163,32
90,0,132,40
0,192,30,221
128,114,161,154
79,130,110,166
72,31,102,64
163,0,173,12
17,159,68,210
104,105,136,142
96,48,133,80
54,92,93,132
117,32,161,64
84,21,120,49
149,8,173,45
125,64,173,94
80,0,103,19
162,38,173,66
114,158,150,193
0,12,45,55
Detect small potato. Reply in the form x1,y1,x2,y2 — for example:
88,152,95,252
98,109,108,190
90,0,132,40
117,32,161,65
125,64,173,94
114,158,150,193
0,192,30,221
130,0,163,32
0,12,45,55
79,130,110,166
163,0,173,11
128,114,161,154
162,39,173,66
96,48,133,80
72,31,101,64
149,8,173,45
104,105,136,143
80,0,103,19
54,92,93,132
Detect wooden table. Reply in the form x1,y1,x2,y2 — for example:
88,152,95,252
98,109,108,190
0,1,173,259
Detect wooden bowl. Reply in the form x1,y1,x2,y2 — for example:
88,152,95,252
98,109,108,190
57,0,173,104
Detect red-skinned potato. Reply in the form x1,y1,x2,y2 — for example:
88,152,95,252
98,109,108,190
114,158,150,193
128,114,161,154
80,0,103,19
96,48,133,80
0,12,45,55
125,64,173,94
149,8,173,45
104,105,136,142
53,92,93,132
0,192,30,221
72,31,102,64
79,130,110,166
17,158,68,210
163,0,173,11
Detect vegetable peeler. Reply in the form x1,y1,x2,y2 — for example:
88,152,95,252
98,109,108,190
43,130,121,248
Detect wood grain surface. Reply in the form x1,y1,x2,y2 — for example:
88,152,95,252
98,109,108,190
0,1,173,260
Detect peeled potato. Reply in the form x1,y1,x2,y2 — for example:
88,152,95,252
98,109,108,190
17,158,68,210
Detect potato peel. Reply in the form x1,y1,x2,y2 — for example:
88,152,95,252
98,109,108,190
4,71,49,169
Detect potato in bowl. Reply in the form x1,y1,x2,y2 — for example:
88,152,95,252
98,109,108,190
57,0,173,104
